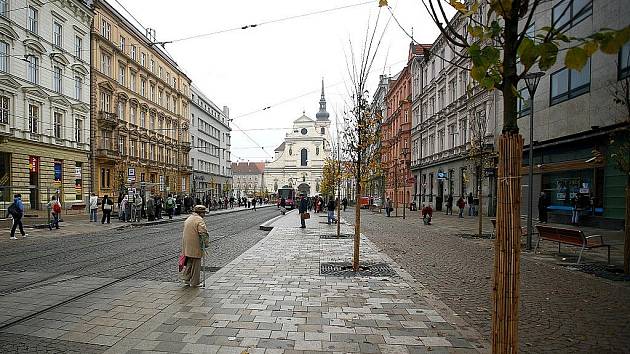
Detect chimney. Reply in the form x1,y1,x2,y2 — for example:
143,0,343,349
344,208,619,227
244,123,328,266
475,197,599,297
223,106,230,119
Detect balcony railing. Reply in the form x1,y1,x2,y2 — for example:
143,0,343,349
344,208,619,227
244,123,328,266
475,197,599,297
97,111,119,130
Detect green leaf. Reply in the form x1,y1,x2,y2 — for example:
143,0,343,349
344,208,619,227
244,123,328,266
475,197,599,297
471,66,486,81
518,38,537,69
583,40,598,56
538,43,559,71
565,47,588,70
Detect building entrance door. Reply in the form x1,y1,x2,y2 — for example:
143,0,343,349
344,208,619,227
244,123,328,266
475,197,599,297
436,180,444,211
297,183,310,196
29,156,39,210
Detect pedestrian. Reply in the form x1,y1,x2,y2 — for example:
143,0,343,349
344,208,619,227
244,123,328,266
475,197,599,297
385,197,392,217
101,194,113,224
538,192,549,223
457,196,466,218
299,194,308,228
48,196,61,230
571,193,580,226
120,195,128,222
467,192,474,216
7,193,27,239
446,195,453,215
89,193,98,222
327,197,336,225
146,195,155,221
342,197,348,212
166,194,175,219
252,197,257,211
422,204,433,225
133,193,143,222
180,205,209,287
155,195,163,219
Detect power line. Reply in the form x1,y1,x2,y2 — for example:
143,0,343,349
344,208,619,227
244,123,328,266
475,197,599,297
4,0,57,14
156,1,373,45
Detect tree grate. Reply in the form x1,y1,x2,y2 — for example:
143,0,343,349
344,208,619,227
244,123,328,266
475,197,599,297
320,233,354,239
320,262,397,277
564,264,630,282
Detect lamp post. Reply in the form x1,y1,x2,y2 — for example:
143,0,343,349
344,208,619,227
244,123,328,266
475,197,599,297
524,72,544,251
401,147,410,219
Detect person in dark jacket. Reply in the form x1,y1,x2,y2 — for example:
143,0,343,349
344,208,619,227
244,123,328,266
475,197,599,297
327,198,336,225
101,195,113,224
342,197,348,211
457,196,466,218
467,192,474,216
538,192,549,223
299,195,308,228
421,204,433,225
446,195,453,215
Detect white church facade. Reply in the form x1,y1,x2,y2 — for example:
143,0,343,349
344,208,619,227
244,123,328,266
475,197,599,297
264,82,332,197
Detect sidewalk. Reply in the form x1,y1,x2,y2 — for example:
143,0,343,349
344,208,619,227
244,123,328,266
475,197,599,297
0,205,273,241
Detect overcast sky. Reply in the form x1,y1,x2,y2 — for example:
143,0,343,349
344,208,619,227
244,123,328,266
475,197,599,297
113,0,446,162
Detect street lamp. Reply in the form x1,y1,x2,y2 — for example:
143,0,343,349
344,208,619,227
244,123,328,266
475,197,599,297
524,71,544,251
401,147,410,220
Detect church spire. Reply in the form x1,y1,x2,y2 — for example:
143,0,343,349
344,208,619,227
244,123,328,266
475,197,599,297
316,78,330,121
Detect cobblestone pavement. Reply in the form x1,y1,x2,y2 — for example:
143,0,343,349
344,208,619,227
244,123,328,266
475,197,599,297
358,210,630,353
0,207,279,352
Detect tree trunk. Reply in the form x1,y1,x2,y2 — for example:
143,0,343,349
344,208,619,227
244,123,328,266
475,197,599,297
353,179,361,271
479,186,483,237
624,177,630,275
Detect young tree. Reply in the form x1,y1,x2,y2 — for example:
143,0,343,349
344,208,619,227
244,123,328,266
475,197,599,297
468,108,496,237
378,0,629,351
342,14,386,270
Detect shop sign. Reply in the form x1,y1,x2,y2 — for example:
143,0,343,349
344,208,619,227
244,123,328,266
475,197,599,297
437,171,448,180
75,167,82,178
28,156,39,173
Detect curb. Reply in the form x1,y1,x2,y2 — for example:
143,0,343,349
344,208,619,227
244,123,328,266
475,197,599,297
259,214,284,231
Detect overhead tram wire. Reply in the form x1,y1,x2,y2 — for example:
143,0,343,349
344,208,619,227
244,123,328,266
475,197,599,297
153,1,373,45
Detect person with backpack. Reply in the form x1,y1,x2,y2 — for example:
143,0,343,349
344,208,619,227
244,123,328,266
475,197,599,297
166,194,175,219
101,194,113,224
7,193,27,239
89,193,98,222
48,196,62,230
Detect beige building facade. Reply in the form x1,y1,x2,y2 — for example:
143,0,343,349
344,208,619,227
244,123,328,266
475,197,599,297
89,0,191,200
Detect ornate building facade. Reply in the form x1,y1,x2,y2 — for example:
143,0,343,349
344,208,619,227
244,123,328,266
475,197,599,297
89,0,192,199
0,0,93,210
264,81,332,197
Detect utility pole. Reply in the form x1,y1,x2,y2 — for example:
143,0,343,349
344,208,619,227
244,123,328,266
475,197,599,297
394,157,398,217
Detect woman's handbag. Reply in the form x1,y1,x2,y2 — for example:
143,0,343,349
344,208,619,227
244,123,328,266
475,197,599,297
301,212,311,220
178,254,187,272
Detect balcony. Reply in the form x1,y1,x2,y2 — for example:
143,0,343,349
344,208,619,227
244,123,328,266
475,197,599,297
96,147,120,160
400,122,411,133
97,111,119,130
179,141,192,152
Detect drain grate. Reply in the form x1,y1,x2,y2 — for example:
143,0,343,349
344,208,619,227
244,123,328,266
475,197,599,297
457,233,494,239
320,262,397,277
564,264,630,282
320,233,354,239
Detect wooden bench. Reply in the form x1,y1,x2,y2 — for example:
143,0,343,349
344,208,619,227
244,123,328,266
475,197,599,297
535,225,610,264
490,219,528,239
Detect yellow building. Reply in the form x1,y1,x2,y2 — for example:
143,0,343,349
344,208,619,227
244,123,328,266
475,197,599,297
90,0,191,199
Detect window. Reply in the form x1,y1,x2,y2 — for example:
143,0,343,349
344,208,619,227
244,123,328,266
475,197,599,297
459,120,467,145
27,56,38,83
27,6,38,33
140,79,146,96
0,95,8,124
28,104,38,133
150,84,155,101
300,148,308,166
100,168,111,188
0,0,7,17
72,76,81,101
550,59,591,105
130,71,136,91
131,45,136,60
117,101,124,121
100,91,111,112
53,22,62,47
438,129,445,152
0,41,7,72
619,42,630,80
118,65,125,85
141,52,146,67
118,136,126,155
75,117,82,143
100,52,111,76
159,66,163,78
140,109,146,128
552,0,592,30
149,114,155,130
130,105,137,125
53,112,62,139
140,142,146,158
74,36,82,59
53,66,62,93
517,87,531,117
130,140,136,157
101,19,111,40
119,36,125,52
150,59,155,73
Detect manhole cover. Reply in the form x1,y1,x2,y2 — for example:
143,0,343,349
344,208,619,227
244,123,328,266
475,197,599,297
320,262,397,277
320,233,354,239
201,266,222,272
563,264,630,282
457,233,494,239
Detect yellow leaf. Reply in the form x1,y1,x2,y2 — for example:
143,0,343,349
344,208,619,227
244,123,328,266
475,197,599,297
378,0,388,7
450,0,467,12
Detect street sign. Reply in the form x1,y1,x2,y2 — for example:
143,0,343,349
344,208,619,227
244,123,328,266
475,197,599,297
437,171,448,179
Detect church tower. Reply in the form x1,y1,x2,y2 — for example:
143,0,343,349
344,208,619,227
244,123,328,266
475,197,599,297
315,79,330,121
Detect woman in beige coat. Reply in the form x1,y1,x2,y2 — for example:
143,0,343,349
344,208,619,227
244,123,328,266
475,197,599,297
181,205,209,287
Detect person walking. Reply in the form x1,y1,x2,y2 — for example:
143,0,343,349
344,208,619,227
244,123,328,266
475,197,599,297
538,192,549,223
7,193,27,239
48,196,61,230
342,197,348,212
571,194,580,226
133,193,143,222
166,194,175,219
89,193,98,222
457,196,466,218
385,198,392,217
299,194,308,228
327,197,336,225
252,197,257,211
180,205,209,287
146,195,155,221
446,195,453,215
155,195,163,219
101,195,113,224
421,204,433,225
120,195,128,222
467,192,474,216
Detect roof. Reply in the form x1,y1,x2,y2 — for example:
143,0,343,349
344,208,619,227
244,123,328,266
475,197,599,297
274,142,286,152
231,162,265,175
294,114,315,123
410,43,432,57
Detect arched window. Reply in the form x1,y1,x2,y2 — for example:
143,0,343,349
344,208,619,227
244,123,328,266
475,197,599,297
0,41,8,72
300,148,308,166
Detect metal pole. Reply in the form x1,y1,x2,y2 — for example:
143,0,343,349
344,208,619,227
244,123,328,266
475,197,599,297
402,160,406,220
527,96,534,250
